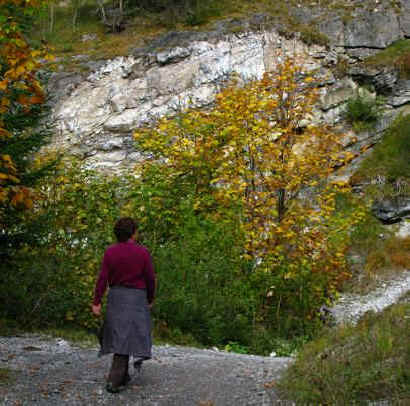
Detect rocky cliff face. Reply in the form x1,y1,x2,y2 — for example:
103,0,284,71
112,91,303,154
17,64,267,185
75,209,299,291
47,1,410,171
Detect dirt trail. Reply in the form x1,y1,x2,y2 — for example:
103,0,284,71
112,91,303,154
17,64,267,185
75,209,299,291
0,335,293,406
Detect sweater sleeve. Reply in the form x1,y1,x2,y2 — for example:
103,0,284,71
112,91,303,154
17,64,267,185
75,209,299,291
93,250,110,305
143,249,156,304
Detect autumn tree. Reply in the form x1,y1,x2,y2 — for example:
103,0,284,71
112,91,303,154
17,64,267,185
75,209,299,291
0,0,54,253
135,57,364,314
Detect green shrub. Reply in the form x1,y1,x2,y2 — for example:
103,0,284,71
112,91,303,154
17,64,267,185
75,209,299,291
297,24,329,47
0,163,126,329
151,215,257,347
345,93,384,131
184,0,221,26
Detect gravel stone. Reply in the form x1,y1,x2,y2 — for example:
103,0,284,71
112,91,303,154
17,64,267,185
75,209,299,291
330,270,410,324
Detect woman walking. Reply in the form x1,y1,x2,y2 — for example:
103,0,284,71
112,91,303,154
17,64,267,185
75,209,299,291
92,217,156,393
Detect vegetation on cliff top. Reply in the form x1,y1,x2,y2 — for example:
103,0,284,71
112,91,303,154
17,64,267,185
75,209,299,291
29,0,403,63
22,0,409,69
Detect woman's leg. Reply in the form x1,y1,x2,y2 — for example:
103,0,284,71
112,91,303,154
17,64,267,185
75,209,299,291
107,354,129,392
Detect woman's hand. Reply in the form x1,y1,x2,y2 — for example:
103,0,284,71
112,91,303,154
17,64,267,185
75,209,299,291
92,303,101,316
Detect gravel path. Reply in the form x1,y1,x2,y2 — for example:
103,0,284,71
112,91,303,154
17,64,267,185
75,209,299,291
330,270,410,324
0,335,293,406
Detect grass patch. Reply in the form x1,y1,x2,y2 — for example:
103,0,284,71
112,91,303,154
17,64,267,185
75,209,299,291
365,235,410,272
28,0,343,69
0,368,11,384
347,233,410,295
152,320,204,348
338,173,409,295
0,317,203,350
0,318,99,348
351,114,410,195
37,327,99,348
399,290,410,303
30,5,167,65
277,302,410,404
31,323,207,349
365,39,410,78
28,0,410,70
293,23,330,46
0,318,25,337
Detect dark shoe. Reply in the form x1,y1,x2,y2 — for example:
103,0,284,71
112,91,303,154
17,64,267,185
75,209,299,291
106,382,125,394
122,373,131,386
133,359,143,373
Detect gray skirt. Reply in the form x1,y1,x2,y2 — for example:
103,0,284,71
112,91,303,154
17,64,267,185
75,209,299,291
100,286,152,359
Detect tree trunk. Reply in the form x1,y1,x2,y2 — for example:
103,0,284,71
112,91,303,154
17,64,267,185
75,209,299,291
49,2,55,34
72,7,78,32
97,0,107,23
277,188,285,223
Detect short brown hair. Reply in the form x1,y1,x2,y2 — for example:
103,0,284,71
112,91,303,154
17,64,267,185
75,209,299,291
114,217,136,242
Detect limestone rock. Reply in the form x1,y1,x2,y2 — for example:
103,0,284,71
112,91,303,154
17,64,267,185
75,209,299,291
372,197,410,224
50,28,326,170
399,0,410,38
46,7,410,171
320,77,357,112
156,47,191,65
395,220,410,238
349,65,399,94
344,9,401,49
388,80,410,107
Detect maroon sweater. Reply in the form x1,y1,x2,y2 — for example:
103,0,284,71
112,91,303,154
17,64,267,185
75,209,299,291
93,240,156,305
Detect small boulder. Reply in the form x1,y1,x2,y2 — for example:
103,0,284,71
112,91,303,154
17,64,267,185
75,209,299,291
372,197,410,224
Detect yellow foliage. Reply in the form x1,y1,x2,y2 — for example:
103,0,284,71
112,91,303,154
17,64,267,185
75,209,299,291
0,0,51,214
134,56,362,290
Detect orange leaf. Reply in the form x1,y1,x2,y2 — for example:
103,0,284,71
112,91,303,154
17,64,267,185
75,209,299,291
17,95,30,105
0,80,8,91
25,198,33,209
1,97,10,107
29,95,44,104
0,128,11,137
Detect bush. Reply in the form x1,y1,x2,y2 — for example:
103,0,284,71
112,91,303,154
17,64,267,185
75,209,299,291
129,164,337,352
0,163,126,329
151,212,257,346
345,93,384,131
